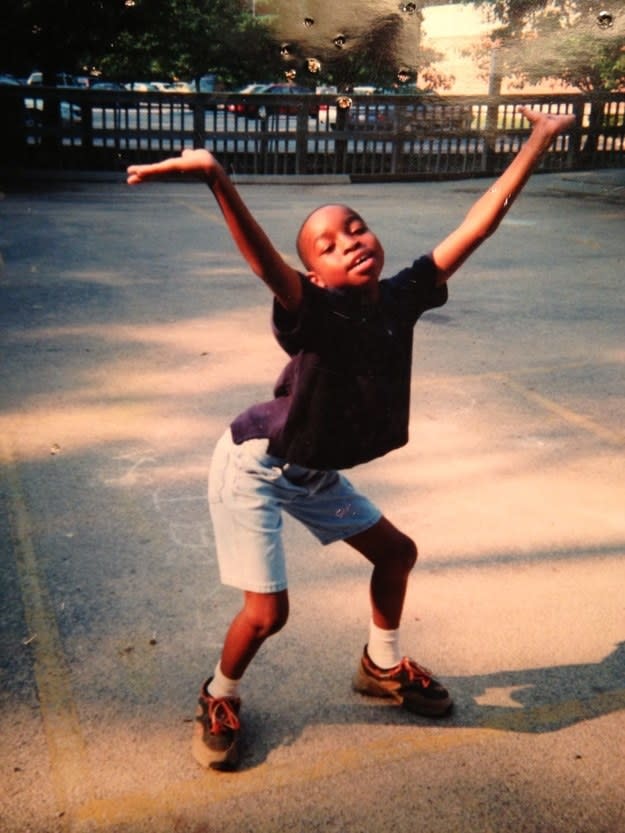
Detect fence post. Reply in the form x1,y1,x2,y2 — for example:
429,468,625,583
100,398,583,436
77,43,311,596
0,89,25,160
295,103,308,175
5,88,622,177
80,99,93,152
334,103,348,174
484,95,499,175
569,97,585,169
192,98,205,148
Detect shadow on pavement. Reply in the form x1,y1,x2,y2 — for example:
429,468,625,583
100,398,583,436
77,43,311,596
235,641,625,769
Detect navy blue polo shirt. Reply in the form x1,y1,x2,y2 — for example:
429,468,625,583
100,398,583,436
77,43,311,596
230,255,448,470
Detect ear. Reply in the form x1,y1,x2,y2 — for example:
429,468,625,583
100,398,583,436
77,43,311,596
306,271,326,288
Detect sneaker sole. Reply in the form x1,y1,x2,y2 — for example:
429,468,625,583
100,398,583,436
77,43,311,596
191,724,239,771
352,666,453,717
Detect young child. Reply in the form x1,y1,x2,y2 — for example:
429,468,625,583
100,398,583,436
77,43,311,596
127,106,575,770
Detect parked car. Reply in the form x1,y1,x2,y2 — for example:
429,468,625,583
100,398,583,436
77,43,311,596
344,98,391,131
238,83,272,94
346,91,473,134
74,76,95,88
125,81,152,93
196,74,217,93
27,71,79,87
89,81,127,92
264,83,319,116
149,81,173,92
169,81,192,93
226,83,269,115
227,83,318,117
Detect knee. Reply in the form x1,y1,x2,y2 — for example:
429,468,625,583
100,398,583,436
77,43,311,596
243,592,289,640
393,533,418,573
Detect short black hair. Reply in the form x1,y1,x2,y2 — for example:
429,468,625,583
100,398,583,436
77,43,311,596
296,203,362,270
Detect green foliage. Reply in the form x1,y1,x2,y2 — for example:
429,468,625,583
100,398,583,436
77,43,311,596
1,0,480,91
0,0,281,85
468,0,624,91
0,0,128,76
274,13,409,90
267,11,449,91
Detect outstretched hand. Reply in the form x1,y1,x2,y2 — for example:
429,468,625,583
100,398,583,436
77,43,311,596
518,105,576,138
127,148,219,185
430,105,577,284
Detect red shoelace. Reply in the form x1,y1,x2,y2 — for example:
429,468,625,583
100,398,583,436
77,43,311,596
394,657,434,688
208,697,241,734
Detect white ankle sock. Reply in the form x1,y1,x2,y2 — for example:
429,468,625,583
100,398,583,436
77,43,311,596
207,662,241,699
367,621,402,669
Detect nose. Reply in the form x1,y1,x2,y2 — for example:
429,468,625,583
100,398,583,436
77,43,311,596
339,231,361,253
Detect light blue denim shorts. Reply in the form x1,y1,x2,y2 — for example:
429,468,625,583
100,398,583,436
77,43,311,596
208,429,382,593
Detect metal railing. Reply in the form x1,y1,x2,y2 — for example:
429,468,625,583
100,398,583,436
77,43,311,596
1,86,624,179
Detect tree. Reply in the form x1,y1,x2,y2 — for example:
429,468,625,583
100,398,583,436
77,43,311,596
510,2,624,93
0,0,128,81
0,0,281,86
98,0,281,86
262,2,452,91
466,0,624,161
466,0,624,93
273,13,408,90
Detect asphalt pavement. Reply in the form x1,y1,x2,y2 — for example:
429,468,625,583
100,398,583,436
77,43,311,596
1,167,624,833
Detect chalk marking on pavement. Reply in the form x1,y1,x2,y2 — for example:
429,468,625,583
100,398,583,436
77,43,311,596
1,437,95,825
497,375,624,447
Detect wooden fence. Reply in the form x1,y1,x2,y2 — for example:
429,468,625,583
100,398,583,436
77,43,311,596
1,86,624,180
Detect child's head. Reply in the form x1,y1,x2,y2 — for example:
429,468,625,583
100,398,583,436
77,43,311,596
296,204,385,297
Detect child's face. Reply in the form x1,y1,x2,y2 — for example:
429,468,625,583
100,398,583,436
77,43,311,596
298,204,385,298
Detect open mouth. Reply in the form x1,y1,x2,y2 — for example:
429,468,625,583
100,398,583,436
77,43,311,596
350,252,374,270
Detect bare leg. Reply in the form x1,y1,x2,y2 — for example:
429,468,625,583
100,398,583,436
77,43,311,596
345,516,417,630
346,517,452,715
218,589,289,680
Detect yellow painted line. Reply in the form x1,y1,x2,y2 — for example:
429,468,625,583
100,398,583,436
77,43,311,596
3,418,624,830
73,686,625,827
414,356,621,389
499,376,625,447
1,438,94,824
75,726,497,827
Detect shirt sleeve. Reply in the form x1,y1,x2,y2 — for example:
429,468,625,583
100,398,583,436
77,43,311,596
271,273,328,356
384,255,448,324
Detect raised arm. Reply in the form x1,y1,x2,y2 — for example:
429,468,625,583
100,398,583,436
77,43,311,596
430,107,576,284
127,150,302,311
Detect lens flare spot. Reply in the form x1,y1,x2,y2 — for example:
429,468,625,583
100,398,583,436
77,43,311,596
596,10,614,28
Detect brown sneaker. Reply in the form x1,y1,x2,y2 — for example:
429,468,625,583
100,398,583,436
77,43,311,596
352,646,453,717
191,679,241,770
